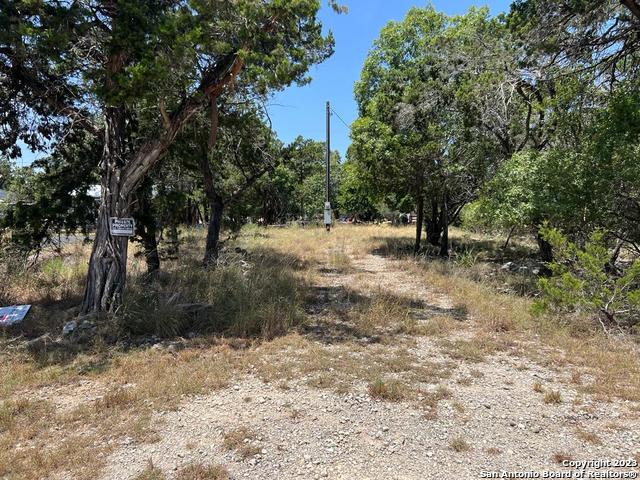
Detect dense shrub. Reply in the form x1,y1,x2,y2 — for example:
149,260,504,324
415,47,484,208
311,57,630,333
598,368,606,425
534,227,640,331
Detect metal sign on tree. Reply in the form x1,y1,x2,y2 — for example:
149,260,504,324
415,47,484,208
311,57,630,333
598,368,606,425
109,217,135,237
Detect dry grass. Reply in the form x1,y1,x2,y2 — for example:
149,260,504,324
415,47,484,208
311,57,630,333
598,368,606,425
438,336,499,363
420,385,453,418
570,371,582,384
552,451,574,464
533,381,544,393
575,426,602,445
368,378,411,402
399,314,460,337
544,390,562,404
222,427,261,458
382,229,640,403
351,294,411,337
249,334,451,398
2,223,640,478
133,460,166,480
326,245,354,273
449,436,471,452
175,463,229,480
0,342,243,479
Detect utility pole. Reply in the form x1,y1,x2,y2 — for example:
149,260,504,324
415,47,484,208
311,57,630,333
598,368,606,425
324,101,332,232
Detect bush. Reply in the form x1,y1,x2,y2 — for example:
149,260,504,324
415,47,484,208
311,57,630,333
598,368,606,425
534,227,640,331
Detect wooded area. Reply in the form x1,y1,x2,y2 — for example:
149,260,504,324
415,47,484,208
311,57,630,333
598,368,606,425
2,1,640,479
2,0,639,332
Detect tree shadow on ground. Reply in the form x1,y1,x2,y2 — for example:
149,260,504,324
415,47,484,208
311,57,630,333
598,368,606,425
408,303,467,321
369,236,541,298
2,295,81,341
370,235,538,264
300,283,468,345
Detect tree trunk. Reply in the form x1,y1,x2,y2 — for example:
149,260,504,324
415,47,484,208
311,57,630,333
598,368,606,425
133,178,160,275
426,196,442,246
439,188,449,258
536,230,553,263
79,52,242,314
203,194,224,266
166,222,179,258
81,106,130,313
142,226,160,274
414,194,424,254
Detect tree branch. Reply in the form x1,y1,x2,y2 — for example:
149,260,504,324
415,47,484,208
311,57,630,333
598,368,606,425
120,53,242,195
227,163,273,204
621,0,640,21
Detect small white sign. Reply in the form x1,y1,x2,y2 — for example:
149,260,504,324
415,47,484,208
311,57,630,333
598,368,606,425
110,217,135,236
324,202,333,225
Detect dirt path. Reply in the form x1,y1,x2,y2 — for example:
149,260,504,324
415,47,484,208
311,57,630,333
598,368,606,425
101,252,640,480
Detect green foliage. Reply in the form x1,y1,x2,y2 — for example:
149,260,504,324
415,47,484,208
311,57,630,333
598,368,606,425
249,135,342,223
287,137,342,220
534,228,640,330
0,127,99,259
0,140,99,256
509,0,640,86
0,0,336,284
471,149,584,231
471,85,640,247
351,6,450,204
454,248,480,268
349,5,523,240
0,157,11,190
337,160,380,220
459,201,485,232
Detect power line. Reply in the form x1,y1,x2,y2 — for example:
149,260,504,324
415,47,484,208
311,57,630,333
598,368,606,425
330,107,351,130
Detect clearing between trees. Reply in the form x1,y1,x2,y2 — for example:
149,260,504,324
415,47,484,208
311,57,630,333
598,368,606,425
1,225,639,479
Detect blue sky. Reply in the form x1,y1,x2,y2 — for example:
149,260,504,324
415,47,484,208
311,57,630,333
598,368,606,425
266,0,513,159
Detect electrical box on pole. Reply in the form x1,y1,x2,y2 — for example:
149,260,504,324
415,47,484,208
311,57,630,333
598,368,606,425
324,101,332,231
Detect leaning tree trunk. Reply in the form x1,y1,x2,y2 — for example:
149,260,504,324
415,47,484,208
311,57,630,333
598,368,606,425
414,194,424,254
81,106,130,313
439,188,449,258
